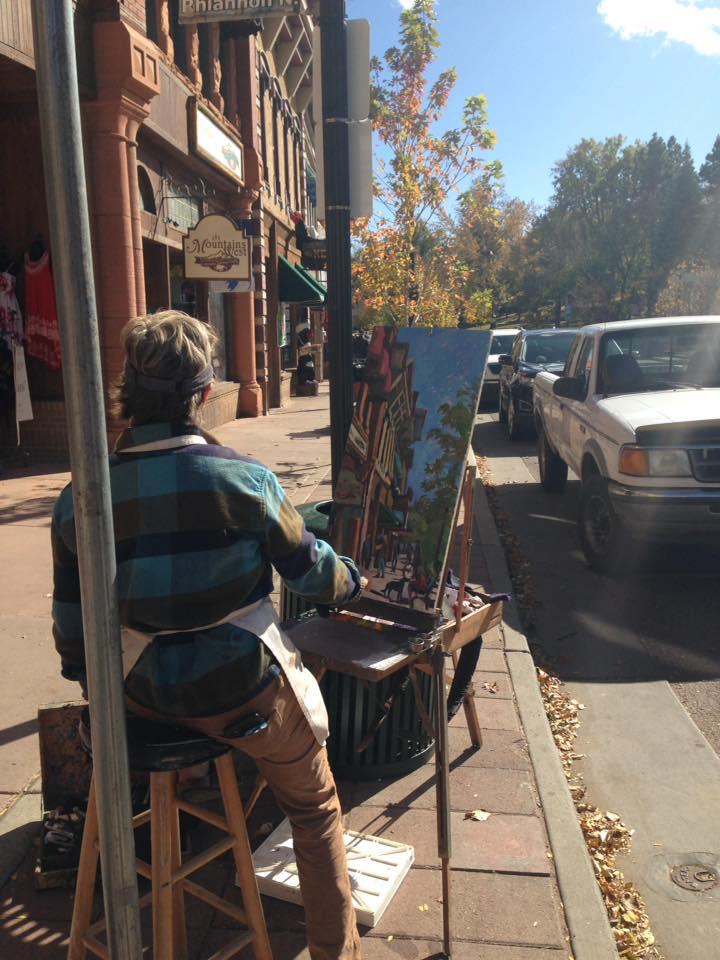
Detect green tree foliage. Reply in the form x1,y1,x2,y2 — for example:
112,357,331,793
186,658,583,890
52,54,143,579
499,134,704,323
452,181,536,323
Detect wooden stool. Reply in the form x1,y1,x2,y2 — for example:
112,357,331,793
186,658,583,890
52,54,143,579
68,710,273,960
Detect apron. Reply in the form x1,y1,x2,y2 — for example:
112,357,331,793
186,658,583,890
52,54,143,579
121,599,330,746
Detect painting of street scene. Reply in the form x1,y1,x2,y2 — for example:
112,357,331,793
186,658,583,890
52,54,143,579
331,326,491,615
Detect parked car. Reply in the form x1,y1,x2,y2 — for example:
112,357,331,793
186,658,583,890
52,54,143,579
533,316,720,574
480,328,521,405
497,328,577,440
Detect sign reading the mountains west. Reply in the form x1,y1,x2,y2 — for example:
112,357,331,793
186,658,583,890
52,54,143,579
184,214,251,281
179,0,301,23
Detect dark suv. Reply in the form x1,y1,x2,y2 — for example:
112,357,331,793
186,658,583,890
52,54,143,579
498,328,577,440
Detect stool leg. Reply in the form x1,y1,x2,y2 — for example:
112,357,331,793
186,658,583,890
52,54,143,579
68,775,100,960
170,776,188,960
150,772,176,960
215,754,273,960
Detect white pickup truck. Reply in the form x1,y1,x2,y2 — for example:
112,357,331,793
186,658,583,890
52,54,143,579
533,316,720,573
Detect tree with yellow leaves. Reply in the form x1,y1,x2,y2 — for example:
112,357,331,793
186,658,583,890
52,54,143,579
353,0,498,327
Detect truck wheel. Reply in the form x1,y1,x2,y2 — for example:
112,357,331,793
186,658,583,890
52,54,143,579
498,389,507,424
538,430,568,492
507,399,524,441
578,475,627,575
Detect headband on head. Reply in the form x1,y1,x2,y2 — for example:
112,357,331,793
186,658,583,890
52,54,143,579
124,363,215,396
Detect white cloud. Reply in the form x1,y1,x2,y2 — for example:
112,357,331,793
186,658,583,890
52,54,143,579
397,0,415,7
598,0,720,56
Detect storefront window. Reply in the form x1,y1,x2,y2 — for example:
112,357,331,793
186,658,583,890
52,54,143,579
146,0,158,43
306,166,317,227
208,288,228,381
170,255,199,317
169,0,188,75
166,191,201,231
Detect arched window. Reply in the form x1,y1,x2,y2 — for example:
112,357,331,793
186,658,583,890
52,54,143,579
137,166,156,214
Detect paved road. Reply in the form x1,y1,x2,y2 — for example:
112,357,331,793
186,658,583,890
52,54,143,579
474,410,720,960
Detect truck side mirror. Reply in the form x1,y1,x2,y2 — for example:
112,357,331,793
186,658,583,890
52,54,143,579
498,354,513,366
553,376,585,401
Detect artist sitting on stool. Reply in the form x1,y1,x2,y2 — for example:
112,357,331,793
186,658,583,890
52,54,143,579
51,310,363,960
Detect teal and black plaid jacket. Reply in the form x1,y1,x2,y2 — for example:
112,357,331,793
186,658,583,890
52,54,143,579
51,422,360,717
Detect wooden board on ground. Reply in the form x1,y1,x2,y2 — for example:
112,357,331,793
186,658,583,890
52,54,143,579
251,818,415,928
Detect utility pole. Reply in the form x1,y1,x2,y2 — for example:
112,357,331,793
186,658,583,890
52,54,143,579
319,0,354,487
30,2,143,956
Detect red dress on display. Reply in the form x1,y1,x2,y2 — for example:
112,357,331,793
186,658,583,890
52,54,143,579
25,251,62,369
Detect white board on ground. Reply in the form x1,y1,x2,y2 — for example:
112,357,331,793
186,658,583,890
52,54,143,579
247,817,414,927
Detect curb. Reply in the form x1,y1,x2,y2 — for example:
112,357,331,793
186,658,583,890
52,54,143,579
473,477,618,960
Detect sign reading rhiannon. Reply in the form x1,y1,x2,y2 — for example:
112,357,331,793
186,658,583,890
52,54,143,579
179,0,301,23
184,214,252,281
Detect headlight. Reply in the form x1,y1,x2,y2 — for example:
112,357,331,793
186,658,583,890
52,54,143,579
619,446,692,478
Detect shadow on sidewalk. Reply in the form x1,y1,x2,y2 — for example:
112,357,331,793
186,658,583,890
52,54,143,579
0,720,39,749
286,426,332,440
0,497,59,525
1,846,71,958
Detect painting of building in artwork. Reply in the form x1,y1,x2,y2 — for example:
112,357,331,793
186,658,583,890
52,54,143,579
331,326,491,614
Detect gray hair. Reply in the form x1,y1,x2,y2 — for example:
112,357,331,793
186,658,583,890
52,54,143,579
113,310,218,424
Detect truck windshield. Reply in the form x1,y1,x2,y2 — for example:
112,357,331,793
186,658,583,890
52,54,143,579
598,324,720,394
523,332,576,364
490,333,516,354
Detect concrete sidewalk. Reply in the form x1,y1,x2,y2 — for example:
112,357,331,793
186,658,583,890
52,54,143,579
0,385,603,959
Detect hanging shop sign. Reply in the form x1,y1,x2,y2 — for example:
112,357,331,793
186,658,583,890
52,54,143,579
300,238,327,271
184,214,252,280
179,0,300,25
188,100,244,185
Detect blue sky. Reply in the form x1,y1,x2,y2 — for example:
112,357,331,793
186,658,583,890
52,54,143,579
346,0,720,209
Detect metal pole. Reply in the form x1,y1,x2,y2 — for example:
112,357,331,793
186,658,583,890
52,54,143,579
432,646,453,958
30,3,143,957
320,0,354,488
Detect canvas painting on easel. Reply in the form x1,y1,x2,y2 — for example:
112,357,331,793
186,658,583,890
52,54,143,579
331,326,491,615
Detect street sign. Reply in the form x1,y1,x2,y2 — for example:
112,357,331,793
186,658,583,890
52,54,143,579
179,0,300,24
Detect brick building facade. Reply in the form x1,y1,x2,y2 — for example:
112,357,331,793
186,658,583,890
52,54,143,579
0,0,323,457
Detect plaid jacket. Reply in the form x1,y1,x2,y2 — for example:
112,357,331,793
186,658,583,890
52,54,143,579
51,422,360,716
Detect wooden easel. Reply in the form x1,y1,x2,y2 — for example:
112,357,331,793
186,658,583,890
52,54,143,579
263,460,503,958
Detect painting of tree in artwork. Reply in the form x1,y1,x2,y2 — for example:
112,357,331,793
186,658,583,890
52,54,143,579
331,327,491,615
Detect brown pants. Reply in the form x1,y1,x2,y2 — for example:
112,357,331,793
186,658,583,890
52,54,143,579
127,677,361,960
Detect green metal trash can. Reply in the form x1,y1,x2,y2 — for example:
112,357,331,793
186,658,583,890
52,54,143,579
281,502,436,781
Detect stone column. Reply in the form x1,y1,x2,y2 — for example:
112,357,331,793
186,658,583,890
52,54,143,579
125,113,147,317
209,24,224,114
155,0,174,60
85,21,160,388
229,188,263,417
85,104,137,383
186,25,202,89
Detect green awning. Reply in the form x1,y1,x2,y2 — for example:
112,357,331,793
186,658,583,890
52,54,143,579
279,256,326,305
297,264,327,302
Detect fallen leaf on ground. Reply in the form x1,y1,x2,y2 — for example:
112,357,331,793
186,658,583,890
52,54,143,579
464,809,491,822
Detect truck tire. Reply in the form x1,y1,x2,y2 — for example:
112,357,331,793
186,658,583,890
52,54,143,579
498,388,507,424
538,429,568,492
578,475,627,575
507,398,524,441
